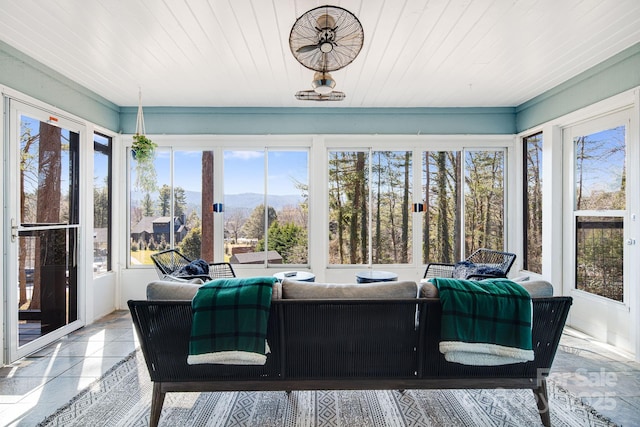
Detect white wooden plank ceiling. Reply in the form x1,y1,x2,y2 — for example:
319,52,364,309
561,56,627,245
1,0,639,108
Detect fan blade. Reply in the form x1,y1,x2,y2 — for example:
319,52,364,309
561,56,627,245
297,44,319,53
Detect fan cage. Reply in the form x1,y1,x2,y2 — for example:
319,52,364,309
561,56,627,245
289,5,364,72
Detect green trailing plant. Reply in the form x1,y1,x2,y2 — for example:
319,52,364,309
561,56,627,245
132,133,158,193
132,133,157,162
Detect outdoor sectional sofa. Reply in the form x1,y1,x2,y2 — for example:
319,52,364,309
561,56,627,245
128,278,572,427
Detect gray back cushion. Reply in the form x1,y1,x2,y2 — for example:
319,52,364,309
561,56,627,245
418,279,554,298
282,279,417,299
147,279,283,301
146,280,203,300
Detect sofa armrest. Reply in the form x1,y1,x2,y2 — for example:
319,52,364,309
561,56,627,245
516,280,554,298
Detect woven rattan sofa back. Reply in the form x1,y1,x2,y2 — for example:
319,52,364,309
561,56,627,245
128,297,572,382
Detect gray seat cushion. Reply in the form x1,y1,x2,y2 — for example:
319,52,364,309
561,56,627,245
282,279,417,299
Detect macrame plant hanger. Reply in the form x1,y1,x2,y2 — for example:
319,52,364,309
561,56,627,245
132,88,157,191
135,88,146,136
131,88,156,164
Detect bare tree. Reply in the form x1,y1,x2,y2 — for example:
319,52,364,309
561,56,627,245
225,208,248,243
401,151,410,263
201,151,214,261
19,124,38,306
31,123,62,310
423,151,431,263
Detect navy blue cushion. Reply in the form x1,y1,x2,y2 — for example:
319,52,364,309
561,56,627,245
452,261,475,279
452,261,504,279
475,265,505,277
177,259,209,276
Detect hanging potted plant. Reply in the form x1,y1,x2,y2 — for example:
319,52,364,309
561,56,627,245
132,89,158,193
132,133,156,162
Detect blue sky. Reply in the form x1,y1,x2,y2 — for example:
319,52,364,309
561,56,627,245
142,149,308,195
224,150,308,195
576,126,625,194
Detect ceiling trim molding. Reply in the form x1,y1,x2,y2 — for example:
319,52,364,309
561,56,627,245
118,106,516,135
516,42,640,132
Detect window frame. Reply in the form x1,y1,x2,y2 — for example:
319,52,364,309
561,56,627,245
93,132,113,274
124,134,515,280
522,131,543,273
223,147,311,267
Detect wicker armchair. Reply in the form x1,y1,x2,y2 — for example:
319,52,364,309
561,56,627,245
423,248,516,280
150,249,235,281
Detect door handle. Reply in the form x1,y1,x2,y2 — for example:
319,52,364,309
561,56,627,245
11,218,18,242
626,238,636,245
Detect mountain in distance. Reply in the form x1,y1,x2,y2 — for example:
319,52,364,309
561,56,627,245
132,190,302,214
224,193,303,211
182,191,303,212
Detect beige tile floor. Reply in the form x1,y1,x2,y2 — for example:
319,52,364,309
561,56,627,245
549,328,640,426
0,311,138,426
0,310,639,426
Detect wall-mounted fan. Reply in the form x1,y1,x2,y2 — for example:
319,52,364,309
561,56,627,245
289,5,364,72
290,5,364,101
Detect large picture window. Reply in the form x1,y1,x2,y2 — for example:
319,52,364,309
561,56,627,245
129,149,206,265
129,145,309,267
464,150,505,255
126,139,509,272
224,149,309,266
328,150,412,265
422,151,462,264
422,149,505,264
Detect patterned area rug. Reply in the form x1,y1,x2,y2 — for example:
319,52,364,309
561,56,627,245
37,350,616,427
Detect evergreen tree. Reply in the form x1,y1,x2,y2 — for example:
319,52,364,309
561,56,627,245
241,204,277,240
158,184,171,216
257,221,307,264
142,193,154,216
179,225,202,261
174,187,186,217
94,177,109,227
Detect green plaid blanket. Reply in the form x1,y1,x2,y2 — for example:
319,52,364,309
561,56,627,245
187,276,275,365
431,278,534,366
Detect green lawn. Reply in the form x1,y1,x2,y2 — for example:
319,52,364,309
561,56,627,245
132,248,232,265
130,250,154,266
